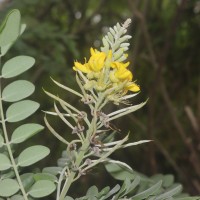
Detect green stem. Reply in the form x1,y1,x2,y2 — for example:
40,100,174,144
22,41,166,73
59,82,102,200
0,57,28,200
59,140,90,200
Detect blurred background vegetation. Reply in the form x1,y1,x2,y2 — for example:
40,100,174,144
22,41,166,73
0,0,200,197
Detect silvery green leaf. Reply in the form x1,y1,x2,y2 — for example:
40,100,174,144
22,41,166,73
0,24,26,56
18,145,50,167
86,186,98,199
0,9,21,47
109,27,116,36
103,184,120,199
0,179,19,197
51,78,83,97
105,162,135,181
11,123,44,144
0,170,15,179
28,180,56,198
163,174,174,188
0,153,11,171
122,140,152,148
20,173,34,191
42,167,62,176
10,195,24,200
2,80,35,102
132,181,162,200
108,101,147,121
155,184,182,200
6,100,39,123
20,24,26,35
64,197,74,200
34,172,57,182
126,176,141,194
1,56,35,78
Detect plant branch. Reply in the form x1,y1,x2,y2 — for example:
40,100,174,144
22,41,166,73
0,59,28,200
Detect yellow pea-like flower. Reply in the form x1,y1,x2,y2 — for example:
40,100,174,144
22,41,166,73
126,82,140,92
73,61,91,73
88,48,106,72
111,61,130,69
110,64,133,82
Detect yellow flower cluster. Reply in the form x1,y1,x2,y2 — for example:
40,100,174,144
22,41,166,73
73,48,140,94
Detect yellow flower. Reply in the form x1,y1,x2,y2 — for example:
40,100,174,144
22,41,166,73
111,61,130,69
110,63,133,82
73,48,106,74
88,48,106,72
73,61,91,73
125,82,140,92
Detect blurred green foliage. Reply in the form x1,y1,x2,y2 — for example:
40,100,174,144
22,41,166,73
0,0,199,196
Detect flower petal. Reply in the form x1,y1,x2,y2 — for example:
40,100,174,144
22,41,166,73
73,62,91,73
126,83,140,92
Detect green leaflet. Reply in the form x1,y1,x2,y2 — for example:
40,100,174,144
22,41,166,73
86,186,98,199
28,180,56,198
18,145,50,167
132,180,162,200
10,195,24,200
104,162,135,181
64,197,74,200
20,173,35,192
0,170,15,180
42,167,62,176
1,56,35,78
33,172,57,182
6,100,39,122
11,123,44,144
2,80,35,102
155,184,182,200
0,153,11,171
0,9,21,48
0,179,20,197
1,24,26,56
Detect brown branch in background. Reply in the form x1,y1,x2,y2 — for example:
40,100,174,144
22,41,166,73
154,139,186,179
128,0,158,174
198,77,200,128
128,0,200,191
160,81,200,178
184,106,200,137
130,0,149,67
